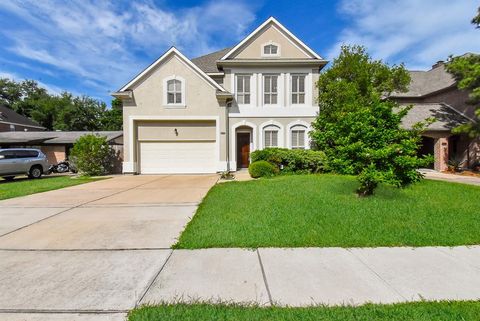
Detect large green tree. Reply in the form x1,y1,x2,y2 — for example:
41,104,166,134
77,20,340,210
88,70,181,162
444,7,480,137
0,78,122,131
311,45,431,196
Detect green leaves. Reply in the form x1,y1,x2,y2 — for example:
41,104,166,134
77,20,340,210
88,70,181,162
70,134,116,176
312,45,429,196
0,78,123,131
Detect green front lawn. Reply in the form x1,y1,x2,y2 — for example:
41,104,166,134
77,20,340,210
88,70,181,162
129,302,480,321
0,176,106,200
175,174,480,248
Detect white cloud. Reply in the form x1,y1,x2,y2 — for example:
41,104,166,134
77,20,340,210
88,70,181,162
329,0,480,69
0,0,256,95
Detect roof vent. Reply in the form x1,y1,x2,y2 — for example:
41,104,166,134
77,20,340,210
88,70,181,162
432,60,444,69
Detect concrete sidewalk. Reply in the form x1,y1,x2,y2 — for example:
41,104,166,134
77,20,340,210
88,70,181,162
421,170,480,186
139,246,480,307
3,246,479,321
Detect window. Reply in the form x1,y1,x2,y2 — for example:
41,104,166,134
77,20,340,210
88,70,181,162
264,75,278,105
291,127,306,149
264,126,279,148
0,150,16,159
236,75,251,104
167,79,182,104
291,75,306,104
263,44,278,55
15,150,39,158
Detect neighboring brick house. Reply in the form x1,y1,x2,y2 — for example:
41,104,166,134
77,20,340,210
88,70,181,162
0,131,124,172
0,105,45,132
392,61,479,171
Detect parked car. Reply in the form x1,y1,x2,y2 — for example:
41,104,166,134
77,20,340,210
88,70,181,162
0,148,49,181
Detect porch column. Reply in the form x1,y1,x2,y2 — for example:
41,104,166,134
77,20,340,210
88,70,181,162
434,137,449,171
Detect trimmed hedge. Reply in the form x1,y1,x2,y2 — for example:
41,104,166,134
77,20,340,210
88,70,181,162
250,148,327,174
248,161,279,178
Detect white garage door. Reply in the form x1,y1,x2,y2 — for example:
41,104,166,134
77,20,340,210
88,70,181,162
139,141,216,174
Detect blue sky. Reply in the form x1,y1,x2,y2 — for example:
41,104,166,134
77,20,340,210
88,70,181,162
0,0,478,106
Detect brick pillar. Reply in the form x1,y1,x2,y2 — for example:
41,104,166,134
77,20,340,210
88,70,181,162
434,137,449,171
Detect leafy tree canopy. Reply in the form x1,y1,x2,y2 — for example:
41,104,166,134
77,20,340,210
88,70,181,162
0,78,122,131
311,45,431,196
472,6,480,28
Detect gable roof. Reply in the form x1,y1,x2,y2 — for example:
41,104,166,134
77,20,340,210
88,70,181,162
0,105,44,129
191,47,232,73
117,47,226,92
220,17,323,61
400,103,471,131
393,64,456,98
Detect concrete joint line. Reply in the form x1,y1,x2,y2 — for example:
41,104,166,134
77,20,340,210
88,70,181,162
347,249,407,300
256,249,273,305
0,247,171,252
135,249,174,307
0,175,170,241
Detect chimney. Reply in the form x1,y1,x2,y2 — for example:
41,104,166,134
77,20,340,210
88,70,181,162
432,60,444,69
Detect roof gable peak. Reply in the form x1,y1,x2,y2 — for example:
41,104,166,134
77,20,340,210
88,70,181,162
220,17,322,60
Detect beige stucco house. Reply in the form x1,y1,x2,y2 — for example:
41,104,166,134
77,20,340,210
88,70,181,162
113,17,479,174
114,17,327,174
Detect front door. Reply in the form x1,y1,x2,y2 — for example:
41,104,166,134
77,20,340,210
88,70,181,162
236,132,250,169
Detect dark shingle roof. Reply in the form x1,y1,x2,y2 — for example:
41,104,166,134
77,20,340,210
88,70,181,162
399,103,470,131
393,64,456,97
0,105,44,129
0,131,123,144
191,47,232,73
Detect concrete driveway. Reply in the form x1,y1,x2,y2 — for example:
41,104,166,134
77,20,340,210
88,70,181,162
0,175,218,321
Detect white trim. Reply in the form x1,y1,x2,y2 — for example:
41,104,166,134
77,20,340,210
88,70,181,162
229,106,319,117
163,75,186,108
259,120,284,149
234,73,253,106
126,115,221,174
287,120,312,149
220,17,322,60
231,121,257,170
261,41,281,57
119,47,226,92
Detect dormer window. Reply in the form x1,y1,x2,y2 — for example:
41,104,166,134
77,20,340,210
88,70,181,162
262,42,280,57
163,75,186,107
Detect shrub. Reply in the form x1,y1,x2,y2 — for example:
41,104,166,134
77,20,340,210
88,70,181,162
70,134,115,176
250,148,327,174
248,161,279,178
357,165,382,196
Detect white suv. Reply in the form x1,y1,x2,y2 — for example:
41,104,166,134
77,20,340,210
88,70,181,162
0,148,49,181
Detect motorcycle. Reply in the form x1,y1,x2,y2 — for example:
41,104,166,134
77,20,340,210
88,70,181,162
48,160,73,174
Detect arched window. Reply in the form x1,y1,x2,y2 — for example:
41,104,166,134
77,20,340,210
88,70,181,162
167,79,182,104
264,125,279,148
163,76,185,107
291,125,307,149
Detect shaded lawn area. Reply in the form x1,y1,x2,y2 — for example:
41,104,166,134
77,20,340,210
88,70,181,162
0,175,106,200
129,302,480,321
175,174,480,248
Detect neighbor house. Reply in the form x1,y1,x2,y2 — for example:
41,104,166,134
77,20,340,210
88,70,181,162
0,105,45,132
0,131,124,172
113,17,479,174
391,61,479,171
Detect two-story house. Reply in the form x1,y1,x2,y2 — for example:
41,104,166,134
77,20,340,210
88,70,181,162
113,17,479,174
114,17,327,174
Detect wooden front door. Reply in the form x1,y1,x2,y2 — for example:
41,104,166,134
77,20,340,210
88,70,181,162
236,132,250,169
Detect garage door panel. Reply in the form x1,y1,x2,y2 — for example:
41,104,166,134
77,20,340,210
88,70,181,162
139,142,216,174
